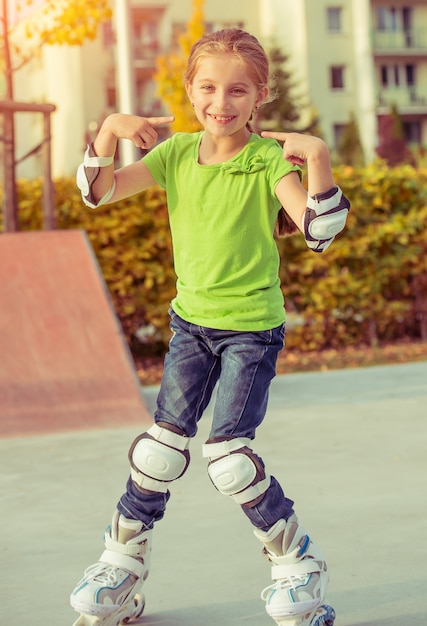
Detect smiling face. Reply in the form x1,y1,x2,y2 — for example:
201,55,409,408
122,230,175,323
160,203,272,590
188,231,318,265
186,53,268,141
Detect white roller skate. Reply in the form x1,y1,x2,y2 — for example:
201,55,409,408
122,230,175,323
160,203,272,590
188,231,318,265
254,515,335,626
70,512,152,626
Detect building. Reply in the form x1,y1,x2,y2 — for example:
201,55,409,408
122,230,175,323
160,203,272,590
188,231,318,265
5,0,427,178
256,0,427,162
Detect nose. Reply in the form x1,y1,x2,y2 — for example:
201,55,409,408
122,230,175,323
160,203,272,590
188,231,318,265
213,89,230,110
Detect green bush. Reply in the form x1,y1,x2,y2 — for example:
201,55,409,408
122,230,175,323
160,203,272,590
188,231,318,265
1,159,426,354
277,161,427,349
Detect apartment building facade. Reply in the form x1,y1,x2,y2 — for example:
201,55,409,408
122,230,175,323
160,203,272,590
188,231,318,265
7,0,427,178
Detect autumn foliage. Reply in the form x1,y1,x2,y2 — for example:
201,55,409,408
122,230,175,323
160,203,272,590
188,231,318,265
14,0,112,46
277,161,427,350
1,0,112,79
376,109,416,168
154,0,204,133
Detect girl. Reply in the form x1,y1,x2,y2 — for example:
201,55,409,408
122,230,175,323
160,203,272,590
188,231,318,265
71,28,349,626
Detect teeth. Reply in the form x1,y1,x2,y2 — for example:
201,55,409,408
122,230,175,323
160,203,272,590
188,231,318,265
211,115,234,121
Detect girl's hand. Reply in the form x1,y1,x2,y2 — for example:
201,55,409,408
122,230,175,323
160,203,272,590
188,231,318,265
261,131,328,167
262,130,335,198
104,113,175,150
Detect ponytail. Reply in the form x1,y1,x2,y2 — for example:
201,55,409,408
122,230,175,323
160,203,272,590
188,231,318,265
274,207,298,238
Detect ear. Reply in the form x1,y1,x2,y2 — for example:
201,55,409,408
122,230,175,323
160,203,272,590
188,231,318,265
185,81,193,102
256,85,269,108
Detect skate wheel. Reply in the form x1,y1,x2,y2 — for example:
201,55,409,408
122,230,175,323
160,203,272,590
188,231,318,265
134,597,145,618
122,593,145,623
310,604,336,626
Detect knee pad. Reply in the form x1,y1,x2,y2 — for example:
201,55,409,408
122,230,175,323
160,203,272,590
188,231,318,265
129,423,190,493
202,438,271,506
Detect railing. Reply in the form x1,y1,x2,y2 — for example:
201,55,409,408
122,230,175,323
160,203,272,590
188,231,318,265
0,100,56,232
377,86,427,109
133,41,161,65
372,28,427,51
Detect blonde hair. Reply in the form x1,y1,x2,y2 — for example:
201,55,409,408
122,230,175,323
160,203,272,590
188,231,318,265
185,28,295,238
274,209,298,238
185,28,270,93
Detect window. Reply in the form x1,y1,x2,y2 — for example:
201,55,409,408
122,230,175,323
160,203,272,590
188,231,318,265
330,66,345,90
380,63,416,88
333,124,346,150
376,7,398,31
376,6,413,32
102,21,115,48
403,121,421,144
394,65,400,86
380,65,388,87
405,64,415,86
106,87,116,109
205,21,245,34
171,23,186,50
327,7,342,32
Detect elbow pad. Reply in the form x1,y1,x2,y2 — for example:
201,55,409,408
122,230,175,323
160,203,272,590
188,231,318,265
76,143,115,209
303,186,350,253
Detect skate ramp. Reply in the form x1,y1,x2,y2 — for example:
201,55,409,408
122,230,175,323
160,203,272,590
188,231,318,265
0,230,152,437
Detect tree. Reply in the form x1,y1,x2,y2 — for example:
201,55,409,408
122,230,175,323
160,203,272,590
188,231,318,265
376,104,415,167
0,0,111,231
154,0,204,133
2,0,112,74
337,111,365,166
258,46,321,136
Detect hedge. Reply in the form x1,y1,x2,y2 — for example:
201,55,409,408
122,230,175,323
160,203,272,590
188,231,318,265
277,162,427,349
1,160,426,354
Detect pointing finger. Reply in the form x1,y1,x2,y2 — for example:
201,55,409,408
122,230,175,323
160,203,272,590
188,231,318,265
145,116,175,127
287,156,305,166
261,131,288,142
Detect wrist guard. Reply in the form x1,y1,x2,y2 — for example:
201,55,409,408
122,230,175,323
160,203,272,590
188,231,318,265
303,186,350,252
76,143,115,209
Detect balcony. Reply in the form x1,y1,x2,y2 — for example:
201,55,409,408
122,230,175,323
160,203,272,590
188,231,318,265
134,40,162,63
132,40,162,80
377,86,427,114
372,28,427,55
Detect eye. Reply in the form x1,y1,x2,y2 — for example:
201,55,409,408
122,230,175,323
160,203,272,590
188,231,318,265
231,87,246,95
201,84,214,92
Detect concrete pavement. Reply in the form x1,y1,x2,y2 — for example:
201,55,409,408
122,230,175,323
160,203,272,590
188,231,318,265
1,361,426,626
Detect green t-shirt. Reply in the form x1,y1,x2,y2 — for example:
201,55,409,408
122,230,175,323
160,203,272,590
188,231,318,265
143,131,299,331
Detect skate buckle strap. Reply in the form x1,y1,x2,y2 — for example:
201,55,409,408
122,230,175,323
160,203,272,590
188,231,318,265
231,475,271,504
83,144,114,168
104,532,150,559
148,423,190,450
271,558,326,581
99,550,146,578
202,438,252,459
130,470,170,492
76,164,116,208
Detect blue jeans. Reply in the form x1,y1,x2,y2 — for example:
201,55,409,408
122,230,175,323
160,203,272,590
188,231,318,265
118,310,295,531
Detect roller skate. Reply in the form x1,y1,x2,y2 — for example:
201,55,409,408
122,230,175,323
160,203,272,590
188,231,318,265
254,515,335,626
70,512,152,626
